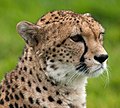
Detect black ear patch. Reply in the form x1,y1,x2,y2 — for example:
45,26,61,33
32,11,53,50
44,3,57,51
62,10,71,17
17,21,41,47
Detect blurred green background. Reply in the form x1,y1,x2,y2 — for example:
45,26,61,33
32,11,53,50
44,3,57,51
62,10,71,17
0,0,120,108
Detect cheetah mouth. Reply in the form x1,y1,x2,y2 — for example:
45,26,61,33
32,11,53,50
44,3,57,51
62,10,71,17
75,63,106,77
87,64,106,77
93,66,103,73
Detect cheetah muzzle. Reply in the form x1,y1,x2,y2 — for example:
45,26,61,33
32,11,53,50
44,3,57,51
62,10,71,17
0,10,108,108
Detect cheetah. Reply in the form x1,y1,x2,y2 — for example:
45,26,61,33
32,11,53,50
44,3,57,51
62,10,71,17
0,10,108,108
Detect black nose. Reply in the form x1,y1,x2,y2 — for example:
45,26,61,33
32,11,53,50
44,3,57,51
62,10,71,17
94,54,108,63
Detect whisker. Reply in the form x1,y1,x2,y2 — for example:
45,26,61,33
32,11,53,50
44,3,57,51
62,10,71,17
66,71,78,85
103,68,110,88
69,71,81,85
66,65,89,85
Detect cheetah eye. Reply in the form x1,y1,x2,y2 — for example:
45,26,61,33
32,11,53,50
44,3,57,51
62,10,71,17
70,34,84,42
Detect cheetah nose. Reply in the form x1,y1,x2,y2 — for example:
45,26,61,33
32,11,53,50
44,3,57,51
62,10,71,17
94,54,108,63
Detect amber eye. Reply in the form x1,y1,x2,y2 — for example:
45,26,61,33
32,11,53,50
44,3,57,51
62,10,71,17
70,34,84,42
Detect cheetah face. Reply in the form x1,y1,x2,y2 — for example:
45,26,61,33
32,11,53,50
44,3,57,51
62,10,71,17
43,26,108,84
17,11,108,85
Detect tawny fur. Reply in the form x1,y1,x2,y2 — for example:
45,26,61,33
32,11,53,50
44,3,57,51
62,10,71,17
0,10,108,108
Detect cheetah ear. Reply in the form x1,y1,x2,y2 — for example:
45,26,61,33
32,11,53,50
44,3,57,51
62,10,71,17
17,21,41,47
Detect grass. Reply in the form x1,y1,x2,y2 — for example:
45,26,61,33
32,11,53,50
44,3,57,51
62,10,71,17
0,0,120,107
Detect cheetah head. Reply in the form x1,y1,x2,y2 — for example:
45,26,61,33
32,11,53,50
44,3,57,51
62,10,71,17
17,11,108,85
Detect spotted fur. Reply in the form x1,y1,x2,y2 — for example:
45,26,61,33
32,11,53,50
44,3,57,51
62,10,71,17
0,10,108,108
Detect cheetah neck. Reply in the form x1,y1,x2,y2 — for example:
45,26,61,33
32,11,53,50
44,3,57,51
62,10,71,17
17,46,87,108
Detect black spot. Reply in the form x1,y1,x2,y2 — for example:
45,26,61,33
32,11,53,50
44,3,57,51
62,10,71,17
56,44,60,47
42,98,45,102
7,85,10,89
44,60,46,64
10,79,13,83
41,18,45,21
65,73,69,77
59,53,63,56
80,28,82,32
66,60,69,62
45,21,50,24
29,57,32,61
45,51,48,54
46,56,50,60
50,65,57,70
52,54,56,57
60,22,63,24
19,91,24,99
9,104,14,108
21,59,24,63
23,104,27,108
39,68,42,71
48,47,51,50
74,18,76,21
65,91,70,95
51,81,57,86
21,77,25,82
28,105,32,108
15,102,19,108
36,99,40,105
77,20,79,23
5,80,9,85
23,66,27,71
29,97,34,104
29,69,33,75
57,50,60,53
0,99,4,105
36,87,41,93
48,96,54,102
43,86,48,91
10,94,14,100
56,91,59,95
19,70,21,75
52,48,56,52
58,59,63,62
57,99,62,104
12,87,15,92
25,56,27,60
55,16,58,19
43,67,46,70
33,66,35,70
47,79,50,82
14,94,19,100
5,90,9,95
66,53,69,56
5,95,9,102
50,59,54,62
28,80,32,87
